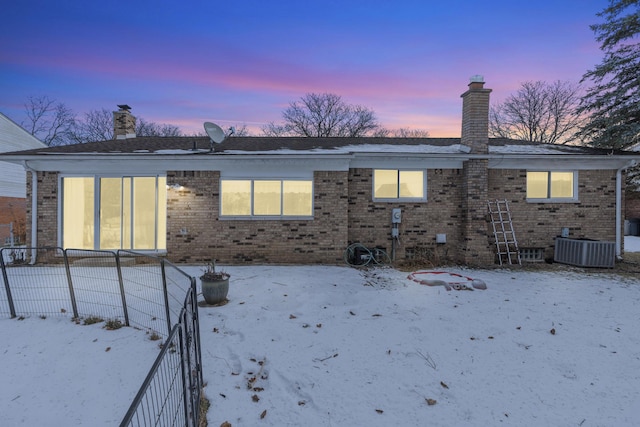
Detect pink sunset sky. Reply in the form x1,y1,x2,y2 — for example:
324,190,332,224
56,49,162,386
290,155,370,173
0,0,606,137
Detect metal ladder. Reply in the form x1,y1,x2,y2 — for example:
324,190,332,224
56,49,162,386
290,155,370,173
487,199,521,266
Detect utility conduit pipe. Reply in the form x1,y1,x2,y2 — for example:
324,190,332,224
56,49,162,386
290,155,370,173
22,161,37,264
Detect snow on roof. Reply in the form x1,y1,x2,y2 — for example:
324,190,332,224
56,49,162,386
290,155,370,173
221,143,472,155
0,136,631,157
489,144,589,155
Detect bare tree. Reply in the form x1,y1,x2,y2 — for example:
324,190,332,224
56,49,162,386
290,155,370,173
22,95,76,146
189,123,250,137
21,96,188,144
374,127,430,137
262,93,381,137
73,108,113,143
136,117,182,137
262,122,289,137
228,124,250,137
394,127,429,138
489,80,584,144
28,104,186,144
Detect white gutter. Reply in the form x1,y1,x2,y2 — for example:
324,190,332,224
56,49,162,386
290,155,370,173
616,160,638,258
22,161,37,264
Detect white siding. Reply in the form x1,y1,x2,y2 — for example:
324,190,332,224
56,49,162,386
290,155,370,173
0,113,45,198
0,163,28,197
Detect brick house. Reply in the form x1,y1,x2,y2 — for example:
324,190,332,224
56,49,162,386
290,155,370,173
0,113,46,245
1,78,638,266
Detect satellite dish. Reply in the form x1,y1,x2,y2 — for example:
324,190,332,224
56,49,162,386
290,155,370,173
204,122,226,143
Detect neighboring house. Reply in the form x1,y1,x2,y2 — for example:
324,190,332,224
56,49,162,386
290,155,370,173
625,143,640,228
1,79,639,266
0,113,46,245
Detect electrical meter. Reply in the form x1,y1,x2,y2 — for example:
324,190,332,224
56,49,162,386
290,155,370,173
392,208,402,223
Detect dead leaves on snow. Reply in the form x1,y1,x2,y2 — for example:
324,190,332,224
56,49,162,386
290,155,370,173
289,313,324,334
237,357,269,420
246,358,267,391
422,381,447,407
421,380,448,408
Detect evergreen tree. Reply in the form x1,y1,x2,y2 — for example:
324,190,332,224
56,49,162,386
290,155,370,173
578,0,640,149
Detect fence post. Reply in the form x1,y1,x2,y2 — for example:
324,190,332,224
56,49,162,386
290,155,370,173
62,249,79,319
161,259,173,336
114,252,130,327
185,288,199,426
178,316,193,427
190,279,204,387
9,222,14,247
0,248,17,318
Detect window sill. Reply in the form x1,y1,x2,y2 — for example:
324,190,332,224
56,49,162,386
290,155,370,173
526,198,579,204
219,216,314,221
373,198,427,203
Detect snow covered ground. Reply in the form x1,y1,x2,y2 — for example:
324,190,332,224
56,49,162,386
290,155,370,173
1,318,159,426
626,234,640,252
1,237,639,426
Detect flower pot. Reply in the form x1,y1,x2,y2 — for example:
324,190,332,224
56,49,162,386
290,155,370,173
201,277,229,305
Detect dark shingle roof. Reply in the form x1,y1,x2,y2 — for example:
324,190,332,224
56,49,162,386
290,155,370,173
0,135,630,156
3,136,463,154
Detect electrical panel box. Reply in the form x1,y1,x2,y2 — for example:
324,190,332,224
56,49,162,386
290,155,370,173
392,208,402,223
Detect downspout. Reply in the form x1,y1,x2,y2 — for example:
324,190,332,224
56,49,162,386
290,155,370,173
616,160,638,259
22,161,37,264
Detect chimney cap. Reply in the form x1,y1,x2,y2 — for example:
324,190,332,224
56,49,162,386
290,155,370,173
117,104,131,111
469,75,484,83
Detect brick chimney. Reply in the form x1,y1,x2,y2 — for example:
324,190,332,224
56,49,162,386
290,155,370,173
460,76,494,266
460,75,491,154
113,104,136,139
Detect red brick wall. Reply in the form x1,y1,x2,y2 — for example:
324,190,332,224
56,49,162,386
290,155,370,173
460,82,491,154
165,171,348,264
0,197,26,244
461,160,494,265
27,167,626,265
488,169,620,259
27,172,59,247
347,168,466,264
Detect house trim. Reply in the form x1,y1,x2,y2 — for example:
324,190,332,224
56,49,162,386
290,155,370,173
5,152,636,170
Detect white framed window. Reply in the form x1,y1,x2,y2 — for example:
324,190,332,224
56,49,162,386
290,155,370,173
526,171,577,202
373,169,426,201
61,175,166,250
220,179,313,218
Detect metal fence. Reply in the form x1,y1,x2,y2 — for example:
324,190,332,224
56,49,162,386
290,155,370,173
121,286,202,427
0,247,204,427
